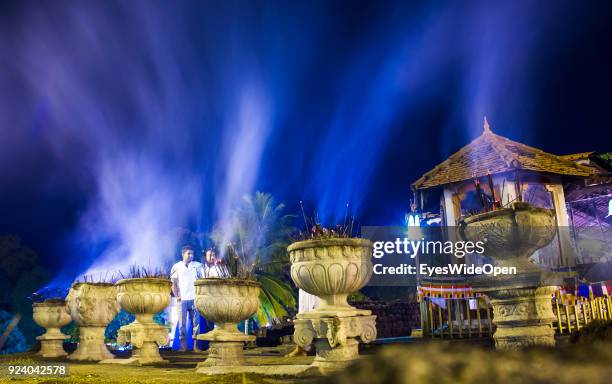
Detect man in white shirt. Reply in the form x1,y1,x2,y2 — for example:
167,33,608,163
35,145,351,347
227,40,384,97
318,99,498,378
170,245,204,351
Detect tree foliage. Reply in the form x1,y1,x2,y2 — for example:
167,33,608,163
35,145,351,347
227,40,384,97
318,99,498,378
211,192,298,325
0,236,50,346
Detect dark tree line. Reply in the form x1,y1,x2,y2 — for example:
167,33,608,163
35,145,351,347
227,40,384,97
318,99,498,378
0,235,50,351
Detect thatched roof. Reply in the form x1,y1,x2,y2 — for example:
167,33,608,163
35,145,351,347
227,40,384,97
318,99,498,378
412,118,593,190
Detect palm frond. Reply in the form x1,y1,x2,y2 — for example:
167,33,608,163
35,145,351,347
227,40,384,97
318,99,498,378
257,273,297,309
261,287,289,320
255,290,273,325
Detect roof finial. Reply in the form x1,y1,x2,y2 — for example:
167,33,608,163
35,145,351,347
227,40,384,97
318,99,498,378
483,116,491,133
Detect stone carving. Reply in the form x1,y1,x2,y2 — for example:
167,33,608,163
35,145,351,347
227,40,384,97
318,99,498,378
101,278,172,365
288,238,377,372
288,238,373,317
458,202,559,349
32,300,72,357
488,286,557,349
194,278,260,370
458,202,557,273
65,283,119,361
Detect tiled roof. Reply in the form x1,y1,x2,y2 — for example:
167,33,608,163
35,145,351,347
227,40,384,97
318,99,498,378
558,152,596,161
412,118,593,190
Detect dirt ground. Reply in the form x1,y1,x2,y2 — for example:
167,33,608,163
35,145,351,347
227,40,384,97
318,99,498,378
2,339,612,384
0,346,314,384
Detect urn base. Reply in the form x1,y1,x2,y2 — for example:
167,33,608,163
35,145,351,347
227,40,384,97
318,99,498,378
196,323,255,367
311,338,359,371
37,336,67,358
196,341,246,367
100,341,168,366
101,320,168,365
68,326,113,361
488,286,557,350
294,314,376,370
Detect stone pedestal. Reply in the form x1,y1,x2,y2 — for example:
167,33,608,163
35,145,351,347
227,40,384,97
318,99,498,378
196,323,255,369
205,342,246,366
471,272,562,350
294,313,377,371
100,278,172,365
194,278,261,373
101,320,169,365
69,326,113,361
488,286,557,349
37,332,68,358
197,323,254,368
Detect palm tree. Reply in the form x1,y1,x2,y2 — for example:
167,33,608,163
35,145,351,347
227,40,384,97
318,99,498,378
212,192,297,325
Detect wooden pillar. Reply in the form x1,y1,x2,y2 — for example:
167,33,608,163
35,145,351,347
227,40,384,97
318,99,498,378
502,179,519,206
546,183,575,268
565,302,572,333
574,299,581,329
466,299,472,338
427,300,436,338
438,305,444,338
458,300,463,338
476,299,483,337
420,298,427,335
443,188,458,226
447,300,453,338
555,293,563,333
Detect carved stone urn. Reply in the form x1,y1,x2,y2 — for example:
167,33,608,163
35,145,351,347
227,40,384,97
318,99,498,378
65,282,119,361
194,278,260,370
288,238,377,372
101,278,172,365
458,202,557,273
458,202,559,349
32,299,72,357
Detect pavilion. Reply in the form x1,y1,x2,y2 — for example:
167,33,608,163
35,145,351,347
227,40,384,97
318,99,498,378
411,118,597,269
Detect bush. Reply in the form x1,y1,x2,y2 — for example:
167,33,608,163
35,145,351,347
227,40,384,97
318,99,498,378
105,310,136,341
0,235,50,347
104,309,169,342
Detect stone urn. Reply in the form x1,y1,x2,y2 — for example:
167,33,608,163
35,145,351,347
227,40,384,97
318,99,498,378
458,202,560,349
288,238,377,372
101,278,172,365
288,238,374,317
65,282,119,361
194,278,260,370
32,299,72,357
458,202,557,272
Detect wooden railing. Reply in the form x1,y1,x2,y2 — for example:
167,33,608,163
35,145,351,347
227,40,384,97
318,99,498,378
553,292,611,333
419,297,493,339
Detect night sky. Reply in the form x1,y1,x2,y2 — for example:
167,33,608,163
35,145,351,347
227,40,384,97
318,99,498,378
0,0,611,279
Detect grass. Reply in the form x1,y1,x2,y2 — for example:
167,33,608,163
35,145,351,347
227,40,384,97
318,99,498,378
2,339,612,384
0,348,313,384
